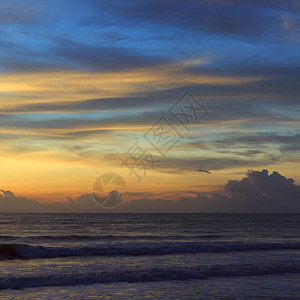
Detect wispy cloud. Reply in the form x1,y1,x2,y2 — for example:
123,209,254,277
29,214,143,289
198,169,211,174
0,0,299,200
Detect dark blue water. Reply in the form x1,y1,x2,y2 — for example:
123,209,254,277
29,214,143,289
0,214,299,299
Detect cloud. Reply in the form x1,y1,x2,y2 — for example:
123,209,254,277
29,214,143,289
0,3,37,25
214,132,300,158
119,169,300,212
224,169,300,212
94,0,297,39
53,40,166,72
198,169,211,174
0,190,100,213
0,189,40,213
158,156,280,173
1,94,299,132
1,0,299,75
1,170,299,213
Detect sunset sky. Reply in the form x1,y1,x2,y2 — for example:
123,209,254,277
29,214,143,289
0,0,300,209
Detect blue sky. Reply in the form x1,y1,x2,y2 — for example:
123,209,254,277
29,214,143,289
0,0,299,206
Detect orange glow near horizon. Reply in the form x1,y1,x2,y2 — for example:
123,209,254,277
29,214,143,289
0,55,298,204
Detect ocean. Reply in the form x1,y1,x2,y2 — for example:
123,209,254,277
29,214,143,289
0,213,299,299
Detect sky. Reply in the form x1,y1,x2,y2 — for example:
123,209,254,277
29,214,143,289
0,0,300,212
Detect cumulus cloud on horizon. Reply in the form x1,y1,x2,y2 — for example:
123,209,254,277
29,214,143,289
1,170,299,213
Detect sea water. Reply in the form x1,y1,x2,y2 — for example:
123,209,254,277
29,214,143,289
0,213,299,299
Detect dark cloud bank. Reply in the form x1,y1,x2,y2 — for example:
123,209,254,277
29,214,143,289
1,170,299,213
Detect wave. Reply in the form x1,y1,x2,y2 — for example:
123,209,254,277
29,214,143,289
0,234,225,241
1,262,300,290
1,241,300,260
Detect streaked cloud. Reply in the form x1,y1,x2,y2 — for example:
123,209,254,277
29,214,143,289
0,0,299,202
